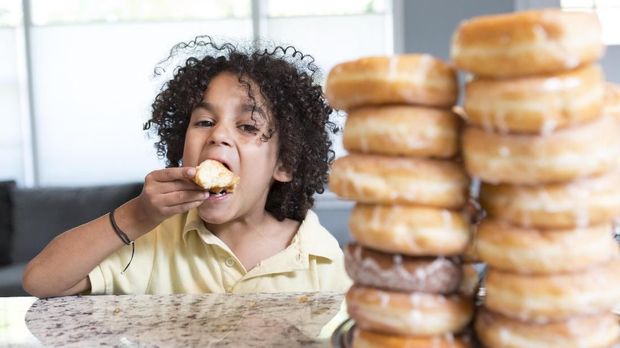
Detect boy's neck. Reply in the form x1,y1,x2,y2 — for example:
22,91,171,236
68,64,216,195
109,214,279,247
204,210,300,272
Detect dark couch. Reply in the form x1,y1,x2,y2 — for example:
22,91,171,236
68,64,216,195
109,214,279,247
0,181,142,296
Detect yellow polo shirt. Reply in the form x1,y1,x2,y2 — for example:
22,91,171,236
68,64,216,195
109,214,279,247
88,209,351,295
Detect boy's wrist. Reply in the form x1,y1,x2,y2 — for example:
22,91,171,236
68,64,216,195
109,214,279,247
114,198,160,241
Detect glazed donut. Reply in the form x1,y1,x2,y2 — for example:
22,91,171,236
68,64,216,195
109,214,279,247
344,243,463,293
484,259,620,323
475,308,620,348
349,204,470,256
343,106,460,158
605,82,620,119
451,9,603,78
462,116,620,185
353,329,472,348
480,169,620,229
325,54,458,110
476,219,619,274
463,64,604,134
329,154,469,208
346,285,473,336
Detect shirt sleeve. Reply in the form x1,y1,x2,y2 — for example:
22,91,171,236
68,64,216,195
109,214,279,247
87,230,157,295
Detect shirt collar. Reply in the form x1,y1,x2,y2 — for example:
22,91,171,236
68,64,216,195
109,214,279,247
296,210,341,262
182,208,340,262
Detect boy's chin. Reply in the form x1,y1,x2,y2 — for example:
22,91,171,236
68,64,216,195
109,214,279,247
196,204,233,225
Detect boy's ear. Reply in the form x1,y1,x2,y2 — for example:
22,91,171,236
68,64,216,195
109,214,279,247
273,162,293,182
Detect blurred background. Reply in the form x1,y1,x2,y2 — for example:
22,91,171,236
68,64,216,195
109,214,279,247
1,0,620,245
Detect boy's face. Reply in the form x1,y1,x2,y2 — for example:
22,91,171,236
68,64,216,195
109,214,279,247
182,72,291,224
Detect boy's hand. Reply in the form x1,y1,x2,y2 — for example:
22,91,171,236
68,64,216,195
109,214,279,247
136,167,209,226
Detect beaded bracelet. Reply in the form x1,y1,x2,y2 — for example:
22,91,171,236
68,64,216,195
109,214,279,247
109,209,135,274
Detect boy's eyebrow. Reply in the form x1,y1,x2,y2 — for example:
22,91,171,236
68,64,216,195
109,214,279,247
239,103,267,119
195,101,267,119
194,101,215,112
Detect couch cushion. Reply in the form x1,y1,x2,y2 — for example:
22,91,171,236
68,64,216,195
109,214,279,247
0,180,16,266
0,263,27,296
11,182,142,263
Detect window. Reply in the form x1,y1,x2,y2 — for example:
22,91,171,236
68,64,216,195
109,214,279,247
0,0,27,185
263,0,393,158
2,0,395,186
28,0,252,186
561,0,620,44
30,0,250,25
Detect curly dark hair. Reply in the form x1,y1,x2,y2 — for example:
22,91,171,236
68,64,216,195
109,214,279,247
144,36,338,222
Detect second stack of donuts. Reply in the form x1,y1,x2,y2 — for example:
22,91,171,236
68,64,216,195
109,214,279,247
326,54,474,347
452,9,620,348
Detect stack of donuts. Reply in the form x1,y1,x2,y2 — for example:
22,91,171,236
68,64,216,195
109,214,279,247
326,54,474,347
452,9,620,347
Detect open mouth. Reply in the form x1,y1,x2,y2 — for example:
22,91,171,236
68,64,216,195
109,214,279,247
209,189,229,196
208,186,235,197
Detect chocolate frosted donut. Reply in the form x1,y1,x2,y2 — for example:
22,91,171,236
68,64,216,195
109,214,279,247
344,243,462,294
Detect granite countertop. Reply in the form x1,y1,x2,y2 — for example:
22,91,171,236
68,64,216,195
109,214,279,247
0,292,346,347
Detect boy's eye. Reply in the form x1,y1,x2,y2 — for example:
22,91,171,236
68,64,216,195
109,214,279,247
239,124,259,134
195,120,214,127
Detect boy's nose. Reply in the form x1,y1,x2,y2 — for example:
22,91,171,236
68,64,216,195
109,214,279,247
208,123,233,147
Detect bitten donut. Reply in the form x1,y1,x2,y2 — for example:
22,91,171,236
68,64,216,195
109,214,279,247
325,54,458,110
484,259,620,322
343,106,460,158
353,329,472,348
451,9,603,78
480,169,620,229
346,285,473,336
349,204,470,256
462,116,620,184
605,82,620,119
344,243,463,293
463,64,604,134
476,219,619,274
329,154,469,208
476,308,620,348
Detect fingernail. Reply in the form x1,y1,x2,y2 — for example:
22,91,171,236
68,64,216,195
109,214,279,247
204,192,210,199
187,168,196,177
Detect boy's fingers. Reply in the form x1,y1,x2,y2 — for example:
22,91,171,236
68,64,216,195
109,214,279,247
159,181,204,194
150,167,196,183
160,190,208,207
185,167,196,178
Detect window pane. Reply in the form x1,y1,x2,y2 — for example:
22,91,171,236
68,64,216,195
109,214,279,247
267,0,385,17
31,0,250,25
266,14,391,158
0,27,25,184
0,0,21,26
561,0,593,8
31,21,252,185
561,0,620,44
